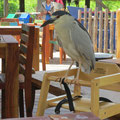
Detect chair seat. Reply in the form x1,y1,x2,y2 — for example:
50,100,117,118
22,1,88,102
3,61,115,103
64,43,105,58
32,70,66,96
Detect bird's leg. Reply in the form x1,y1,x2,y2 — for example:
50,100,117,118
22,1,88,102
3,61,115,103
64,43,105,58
64,60,74,78
71,60,81,84
57,60,74,87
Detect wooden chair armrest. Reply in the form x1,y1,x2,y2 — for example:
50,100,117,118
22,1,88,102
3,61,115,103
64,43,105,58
94,73,120,87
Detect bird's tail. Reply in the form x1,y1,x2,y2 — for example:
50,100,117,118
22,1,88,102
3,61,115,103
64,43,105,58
81,60,95,74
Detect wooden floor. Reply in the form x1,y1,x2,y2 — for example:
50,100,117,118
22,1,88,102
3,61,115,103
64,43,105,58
1,51,120,120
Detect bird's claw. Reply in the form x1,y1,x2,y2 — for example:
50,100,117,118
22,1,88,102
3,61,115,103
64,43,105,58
56,77,66,89
71,78,79,85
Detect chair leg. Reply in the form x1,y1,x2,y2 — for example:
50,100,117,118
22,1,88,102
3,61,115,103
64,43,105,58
25,92,32,117
59,47,63,64
63,51,66,61
19,87,35,117
31,86,36,111
2,89,5,118
49,44,54,59
19,89,24,117
36,76,50,116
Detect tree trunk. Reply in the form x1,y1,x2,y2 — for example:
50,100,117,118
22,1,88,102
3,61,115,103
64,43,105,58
19,0,25,12
96,0,102,11
36,0,45,12
85,0,90,8
4,0,8,17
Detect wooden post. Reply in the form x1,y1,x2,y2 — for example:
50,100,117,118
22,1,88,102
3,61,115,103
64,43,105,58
88,8,92,38
84,6,87,28
116,9,120,58
93,7,98,52
99,11,103,52
33,28,39,71
91,81,99,117
104,9,108,53
110,12,114,53
49,30,54,59
78,10,82,22
42,25,50,65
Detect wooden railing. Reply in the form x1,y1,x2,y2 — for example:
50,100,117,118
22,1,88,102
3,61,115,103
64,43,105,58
78,6,116,54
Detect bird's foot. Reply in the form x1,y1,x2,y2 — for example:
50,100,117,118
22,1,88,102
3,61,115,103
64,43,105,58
56,77,66,89
71,78,80,85
56,77,69,88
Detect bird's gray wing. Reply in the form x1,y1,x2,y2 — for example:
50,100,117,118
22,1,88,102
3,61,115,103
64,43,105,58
56,35,63,48
74,19,92,42
69,20,95,71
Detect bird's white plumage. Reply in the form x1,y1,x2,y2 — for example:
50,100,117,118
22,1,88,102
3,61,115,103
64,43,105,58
54,14,95,73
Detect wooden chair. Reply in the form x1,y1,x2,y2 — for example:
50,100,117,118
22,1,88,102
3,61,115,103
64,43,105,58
0,24,36,118
35,62,120,119
34,20,66,65
49,24,66,64
18,24,65,117
27,22,46,71
18,24,36,117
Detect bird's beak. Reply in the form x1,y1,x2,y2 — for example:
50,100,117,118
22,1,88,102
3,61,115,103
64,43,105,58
41,17,56,27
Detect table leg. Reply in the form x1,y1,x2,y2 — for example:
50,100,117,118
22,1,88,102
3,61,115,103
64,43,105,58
4,43,19,118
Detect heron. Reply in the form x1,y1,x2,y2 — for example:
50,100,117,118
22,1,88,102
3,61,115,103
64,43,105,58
41,10,95,84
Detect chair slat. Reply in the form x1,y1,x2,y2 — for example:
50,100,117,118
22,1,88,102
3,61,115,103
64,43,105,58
21,33,28,43
20,43,27,54
19,54,27,65
19,64,25,75
22,24,30,32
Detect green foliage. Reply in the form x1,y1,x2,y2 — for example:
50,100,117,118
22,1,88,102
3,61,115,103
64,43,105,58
8,0,19,13
68,1,120,11
25,0,37,12
103,1,120,11
0,0,120,18
0,0,4,17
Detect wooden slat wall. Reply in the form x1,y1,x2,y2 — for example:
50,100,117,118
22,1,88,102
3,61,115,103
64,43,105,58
104,9,109,53
78,6,116,54
93,7,98,52
110,12,114,53
99,11,103,52
88,9,92,38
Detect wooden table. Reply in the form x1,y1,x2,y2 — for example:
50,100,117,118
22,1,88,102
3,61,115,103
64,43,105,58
95,52,113,61
99,58,120,67
1,112,100,120
0,26,22,35
0,35,19,118
0,26,39,71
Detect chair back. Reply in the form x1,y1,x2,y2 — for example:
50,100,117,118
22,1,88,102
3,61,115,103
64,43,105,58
19,24,35,115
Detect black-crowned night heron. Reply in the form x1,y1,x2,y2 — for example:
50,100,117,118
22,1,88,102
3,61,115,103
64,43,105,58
41,10,95,83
